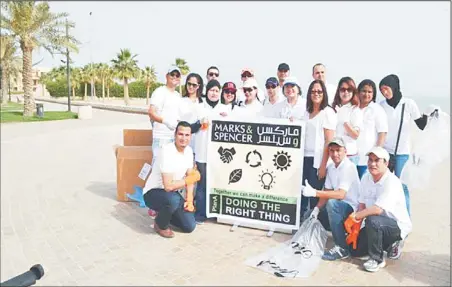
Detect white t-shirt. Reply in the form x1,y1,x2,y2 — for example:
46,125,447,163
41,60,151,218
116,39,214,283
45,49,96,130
325,83,336,106
303,107,337,168
357,102,389,166
271,97,307,120
193,102,231,163
179,97,201,150
335,103,363,156
359,170,412,239
260,96,284,118
380,97,422,155
236,87,265,104
143,142,194,193
324,157,361,211
233,99,263,118
149,86,183,139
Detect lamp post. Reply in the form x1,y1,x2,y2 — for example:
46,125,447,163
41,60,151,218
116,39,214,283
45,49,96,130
89,11,94,101
65,18,71,112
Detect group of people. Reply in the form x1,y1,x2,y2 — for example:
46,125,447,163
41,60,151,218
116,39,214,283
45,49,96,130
143,62,439,273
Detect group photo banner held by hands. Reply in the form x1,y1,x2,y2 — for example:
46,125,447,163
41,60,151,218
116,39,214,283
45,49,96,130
206,116,306,230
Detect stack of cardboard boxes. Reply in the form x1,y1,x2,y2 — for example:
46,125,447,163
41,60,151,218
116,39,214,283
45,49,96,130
115,129,154,202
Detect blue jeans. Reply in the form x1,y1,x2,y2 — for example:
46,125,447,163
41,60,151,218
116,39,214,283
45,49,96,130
357,165,368,179
347,155,359,165
318,199,354,250
390,154,411,217
195,162,207,222
143,188,196,233
301,157,325,218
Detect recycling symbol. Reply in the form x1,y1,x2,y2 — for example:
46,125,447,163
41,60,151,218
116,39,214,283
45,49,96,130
246,150,262,168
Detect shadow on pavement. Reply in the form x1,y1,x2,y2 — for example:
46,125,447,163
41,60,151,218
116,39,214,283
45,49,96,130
86,181,117,201
110,202,152,235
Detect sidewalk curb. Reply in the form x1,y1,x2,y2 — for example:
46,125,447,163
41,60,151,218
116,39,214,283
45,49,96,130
35,97,148,115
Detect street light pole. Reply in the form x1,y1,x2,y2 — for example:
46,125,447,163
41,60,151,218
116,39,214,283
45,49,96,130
66,18,71,112
89,11,94,101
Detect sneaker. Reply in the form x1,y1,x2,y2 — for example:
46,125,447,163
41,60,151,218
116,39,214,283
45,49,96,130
322,245,351,261
153,223,174,238
148,209,158,219
387,240,404,260
363,258,386,272
195,220,205,225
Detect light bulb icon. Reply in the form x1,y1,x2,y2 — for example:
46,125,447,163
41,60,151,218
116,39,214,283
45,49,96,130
259,169,275,190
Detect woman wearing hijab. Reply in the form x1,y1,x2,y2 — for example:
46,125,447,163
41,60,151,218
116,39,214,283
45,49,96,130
192,80,229,224
379,74,428,216
356,79,388,178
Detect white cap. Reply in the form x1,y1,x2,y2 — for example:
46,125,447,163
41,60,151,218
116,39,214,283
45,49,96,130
366,146,390,162
283,76,300,87
167,65,181,74
242,78,259,89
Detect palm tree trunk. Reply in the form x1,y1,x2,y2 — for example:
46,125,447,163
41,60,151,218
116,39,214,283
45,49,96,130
1,69,8,104
146,85,150,105
102,78,105,101
107,86,110,99
21,43,35,117
72,87,76,99
123,78,130,105
93,82,96,98
84,83,87,101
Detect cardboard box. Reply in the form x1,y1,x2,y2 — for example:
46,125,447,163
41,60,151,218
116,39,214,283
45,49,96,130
123,129,153,146
115,146,153,202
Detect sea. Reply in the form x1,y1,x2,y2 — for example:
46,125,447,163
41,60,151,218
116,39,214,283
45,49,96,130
375,95,450,114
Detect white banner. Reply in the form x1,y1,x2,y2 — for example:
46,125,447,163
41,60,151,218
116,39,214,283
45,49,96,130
206,116,305,230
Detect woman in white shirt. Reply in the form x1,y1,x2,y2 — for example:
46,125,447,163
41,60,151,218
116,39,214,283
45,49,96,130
356,79,388,178
301,79,337,217
331,77,363,165
191,80,229,223
180,73,204,150
270,76,306,120
220,81,239,113
234,78,263,117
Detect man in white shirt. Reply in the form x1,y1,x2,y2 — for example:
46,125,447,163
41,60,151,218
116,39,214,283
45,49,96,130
349,146,412,272
276,63,290,97
148,65,184,164
261,77,284,117
143,121,201,238
312,63,336,105
302,137,360,261
202,66,220,95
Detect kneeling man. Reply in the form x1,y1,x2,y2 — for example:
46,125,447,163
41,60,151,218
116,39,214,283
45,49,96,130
349,146,411,272
302,137,360,260
143,121,201,238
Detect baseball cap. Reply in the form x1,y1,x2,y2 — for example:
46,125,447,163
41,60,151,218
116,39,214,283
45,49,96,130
328,137,346,147
241,68,254,76
283,76,300,87
265,77,278,87
222,82,237,92
366,146,390,162
167,65,181,75
242,78,258,89
278,63,290,71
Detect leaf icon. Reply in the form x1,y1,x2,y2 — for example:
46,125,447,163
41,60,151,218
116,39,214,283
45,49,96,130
228,169,243,184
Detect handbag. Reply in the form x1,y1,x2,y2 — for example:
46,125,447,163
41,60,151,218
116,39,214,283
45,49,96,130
388,103,405,172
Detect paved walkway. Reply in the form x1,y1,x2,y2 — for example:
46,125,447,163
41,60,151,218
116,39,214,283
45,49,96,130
1,103,450,286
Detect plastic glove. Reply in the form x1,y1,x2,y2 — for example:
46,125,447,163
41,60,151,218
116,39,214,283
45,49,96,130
425,104,441,117
302,179,317,197
310,206,320,219
345,222,362,250
185,169,201,185
162,117,178,130
184,201,195,212
344,213,361,234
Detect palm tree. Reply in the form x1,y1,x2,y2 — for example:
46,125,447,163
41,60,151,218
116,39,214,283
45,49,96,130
105,67,115,100
0,35,22,104
175,58,190,94
111,48,140,106
141,65,157,105
80,66,90,101
85,64,97,99
0,1,79,116
96,63,110,101
70,67,81,100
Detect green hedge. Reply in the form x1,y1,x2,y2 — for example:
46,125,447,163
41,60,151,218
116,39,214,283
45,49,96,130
46,79,165,98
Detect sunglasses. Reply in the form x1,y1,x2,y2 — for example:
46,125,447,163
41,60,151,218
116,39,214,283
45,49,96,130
187,82,199,88
208,72,219,77
311,90,324,95
224,90,235,95
265,84,277,89
243,87,255,93
339,87,354,93
241,73,253,78
278,69,289,73
170,72,181,78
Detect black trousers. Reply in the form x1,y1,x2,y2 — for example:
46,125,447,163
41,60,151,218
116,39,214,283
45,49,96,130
350,215,402,262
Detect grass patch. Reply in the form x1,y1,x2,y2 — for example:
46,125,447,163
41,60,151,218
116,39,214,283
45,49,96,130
1,110,78,123
1,102,24,112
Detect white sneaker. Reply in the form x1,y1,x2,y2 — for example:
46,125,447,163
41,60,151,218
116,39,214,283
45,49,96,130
363,258,386,272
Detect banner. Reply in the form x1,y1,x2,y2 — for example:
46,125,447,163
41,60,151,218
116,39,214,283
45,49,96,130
206,116,305,230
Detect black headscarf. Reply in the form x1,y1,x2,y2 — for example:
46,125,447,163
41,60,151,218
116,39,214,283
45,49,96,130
379,74,402,108
205,80,221,108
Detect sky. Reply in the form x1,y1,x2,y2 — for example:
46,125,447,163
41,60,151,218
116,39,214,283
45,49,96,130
34,1,450,102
